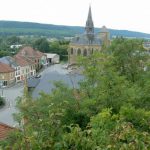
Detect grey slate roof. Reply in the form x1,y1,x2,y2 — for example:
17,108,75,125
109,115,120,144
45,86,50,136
27,78,40,88
0,56,18,68
71,33,102,46
71,6,102,46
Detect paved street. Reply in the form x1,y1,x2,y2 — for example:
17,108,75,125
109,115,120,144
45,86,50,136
0,83,24,126
0,64,83,126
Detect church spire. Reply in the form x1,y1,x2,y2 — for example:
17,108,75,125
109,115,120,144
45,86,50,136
85,5,94,43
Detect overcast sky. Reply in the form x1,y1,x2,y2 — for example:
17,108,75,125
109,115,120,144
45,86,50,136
0,0,150,33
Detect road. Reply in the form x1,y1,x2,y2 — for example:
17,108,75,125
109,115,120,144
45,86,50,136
0,83,24,127
0,64,83,126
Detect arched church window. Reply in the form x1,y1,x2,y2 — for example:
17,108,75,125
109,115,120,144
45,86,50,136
77,49,81,55
91,48,94,54
71,48,74,55
83,49,87,56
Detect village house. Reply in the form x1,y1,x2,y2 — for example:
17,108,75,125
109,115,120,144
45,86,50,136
0,56,21,82
16,46,47,71
14,55,36,80
45,53,60,64
0,62,15,87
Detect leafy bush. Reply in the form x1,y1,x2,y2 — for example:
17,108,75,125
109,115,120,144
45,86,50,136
0,96,5,106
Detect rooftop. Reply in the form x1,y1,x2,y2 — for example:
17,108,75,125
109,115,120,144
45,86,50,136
27,78,40,88
0,56,18,68
0,62,15,73
71,34,101,46
45,53,59,58
0,122,15,140
17,46,46,58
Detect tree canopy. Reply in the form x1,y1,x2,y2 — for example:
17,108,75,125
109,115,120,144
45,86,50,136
1,38,150,149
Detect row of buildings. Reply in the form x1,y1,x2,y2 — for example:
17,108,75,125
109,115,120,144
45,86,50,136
0,46,60,87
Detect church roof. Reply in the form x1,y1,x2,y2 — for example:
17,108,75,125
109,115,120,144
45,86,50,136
70,5,102,46
85,5,94,31
71,34,101,46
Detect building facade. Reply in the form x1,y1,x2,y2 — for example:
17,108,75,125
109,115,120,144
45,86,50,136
45,53,60,64
0,62,15,87
14,55,36,80
16,46,47,71
0,56,21,82
68,6,110,65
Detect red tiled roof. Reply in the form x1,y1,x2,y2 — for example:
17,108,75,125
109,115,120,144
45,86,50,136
14,55,29,67
0,62,15,73
14,55,35,67
0,123,15,140
17,46,45,58
36,50,46,57
25,57,35,65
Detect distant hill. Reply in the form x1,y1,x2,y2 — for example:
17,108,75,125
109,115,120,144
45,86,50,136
0,21,150,39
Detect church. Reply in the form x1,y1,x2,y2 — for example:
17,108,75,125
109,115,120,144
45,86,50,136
68,6,110,65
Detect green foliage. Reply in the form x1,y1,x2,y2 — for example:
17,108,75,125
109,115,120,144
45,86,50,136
1,38,150,149
7,36,21,45
0,50,10,57
49,40,69,61
109,38,148,82
120,105,150,132
0,96,5,106
32,38,69,60
79,52,132,113
33,38,50,53
0,35,23,57
62,125,95,150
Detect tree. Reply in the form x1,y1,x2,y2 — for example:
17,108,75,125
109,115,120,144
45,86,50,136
79,52,133,113
109,38,148,82
7,36,21,45
1,38,150,149
33,38,50,53
49,40,69,61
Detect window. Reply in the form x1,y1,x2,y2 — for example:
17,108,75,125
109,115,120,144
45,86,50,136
17,77,20,80
83,49,87,56
91,48,94,54
3,81,7,86
71,48,74,55
77,49,81,55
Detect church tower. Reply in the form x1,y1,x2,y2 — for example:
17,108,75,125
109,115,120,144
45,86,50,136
85,6,94,43
99,26,110,46
68,5,108,65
